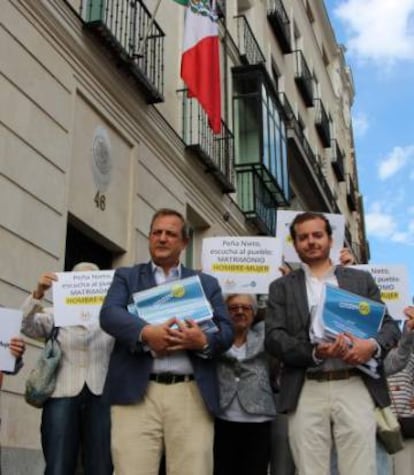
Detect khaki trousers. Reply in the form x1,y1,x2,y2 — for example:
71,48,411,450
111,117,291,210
111,381,214,475
393,438,414,475
288,376,376,475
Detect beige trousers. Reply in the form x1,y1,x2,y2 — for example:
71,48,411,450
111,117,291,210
111,381,214,475
288,376,377,475
393,438,414,475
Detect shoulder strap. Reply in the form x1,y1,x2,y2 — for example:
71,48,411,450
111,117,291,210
47,326,60,342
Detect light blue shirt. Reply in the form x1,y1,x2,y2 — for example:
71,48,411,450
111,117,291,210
151,262,194,375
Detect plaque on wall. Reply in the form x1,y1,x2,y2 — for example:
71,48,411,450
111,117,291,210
91,125,113,192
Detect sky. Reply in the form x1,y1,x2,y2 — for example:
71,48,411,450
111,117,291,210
325,0,414,300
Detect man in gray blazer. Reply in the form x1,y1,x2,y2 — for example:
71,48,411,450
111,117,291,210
100,208,234,475
265,212,400,475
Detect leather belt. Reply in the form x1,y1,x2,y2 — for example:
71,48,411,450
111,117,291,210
306,368,360,382
149,373,194,384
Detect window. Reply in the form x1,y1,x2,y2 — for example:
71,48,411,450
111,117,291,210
233,65,290,205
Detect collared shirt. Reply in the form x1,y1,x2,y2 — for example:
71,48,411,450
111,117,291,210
301,263,351,373
302,262,338,334
151,262,194,375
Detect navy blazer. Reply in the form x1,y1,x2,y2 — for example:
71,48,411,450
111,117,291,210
265,266,401,413
100,263,234,415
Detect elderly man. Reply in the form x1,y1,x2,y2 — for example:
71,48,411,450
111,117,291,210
100,208,234,475
265,211,400,475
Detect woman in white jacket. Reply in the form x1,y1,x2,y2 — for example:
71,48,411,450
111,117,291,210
21,263,114,475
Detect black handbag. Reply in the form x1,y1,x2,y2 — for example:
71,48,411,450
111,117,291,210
398,416,414,439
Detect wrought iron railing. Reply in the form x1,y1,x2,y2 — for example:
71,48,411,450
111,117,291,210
314,98,331,147
290,126,340,213
346,174,357,211
331,139,346,182
267,0,291,53
179,90,235,193
81,0,165,103
236,166,278,235
235,15,266,65
292,50,314,106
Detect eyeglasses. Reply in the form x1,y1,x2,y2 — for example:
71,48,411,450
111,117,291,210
228,304,253,313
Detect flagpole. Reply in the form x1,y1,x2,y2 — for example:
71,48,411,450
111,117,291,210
136,0,163,58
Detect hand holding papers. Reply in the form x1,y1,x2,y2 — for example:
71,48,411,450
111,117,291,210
53,270,115,327
129,276,215,354
0,308,23,372
311,285,386,378
312,285,386,341
131,275,213,325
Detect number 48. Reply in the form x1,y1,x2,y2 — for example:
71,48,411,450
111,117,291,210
94,191,106,211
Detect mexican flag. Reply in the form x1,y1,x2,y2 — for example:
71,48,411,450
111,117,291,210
174,1,221,134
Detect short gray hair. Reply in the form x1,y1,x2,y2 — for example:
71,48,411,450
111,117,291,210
71,262,99,272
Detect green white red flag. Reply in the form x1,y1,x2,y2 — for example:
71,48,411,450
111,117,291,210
175,1,221,134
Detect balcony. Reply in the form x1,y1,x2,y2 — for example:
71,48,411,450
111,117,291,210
286,120,340,213
346,174,358,211
293,50,314,107
267,0,292,54
81,0,165,103
235,15,266,66
232,65,290,206
236,165,279,235
331,139,346,182
314,98,331,147
179,90,235,193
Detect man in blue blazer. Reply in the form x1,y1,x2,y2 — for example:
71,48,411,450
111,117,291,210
265,212,400,475
100,208,234,475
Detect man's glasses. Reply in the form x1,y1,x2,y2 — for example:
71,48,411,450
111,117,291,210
228,304,253,313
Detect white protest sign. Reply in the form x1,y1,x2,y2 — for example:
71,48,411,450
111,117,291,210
354,265,410,320
0,308,23,372
276,210,345,264
53,270,115,327
201,236,283,294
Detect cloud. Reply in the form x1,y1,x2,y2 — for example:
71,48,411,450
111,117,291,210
365,209,397,238
334,0,414,62
365,203,414,244
391,231,411,243
378,145,414,180
352,112,369,137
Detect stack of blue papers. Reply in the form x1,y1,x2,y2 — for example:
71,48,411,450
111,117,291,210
319,285,385,340
128,275,217,332
311,284,386,378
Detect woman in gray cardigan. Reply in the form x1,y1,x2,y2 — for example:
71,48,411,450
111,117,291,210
214,294,276,475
